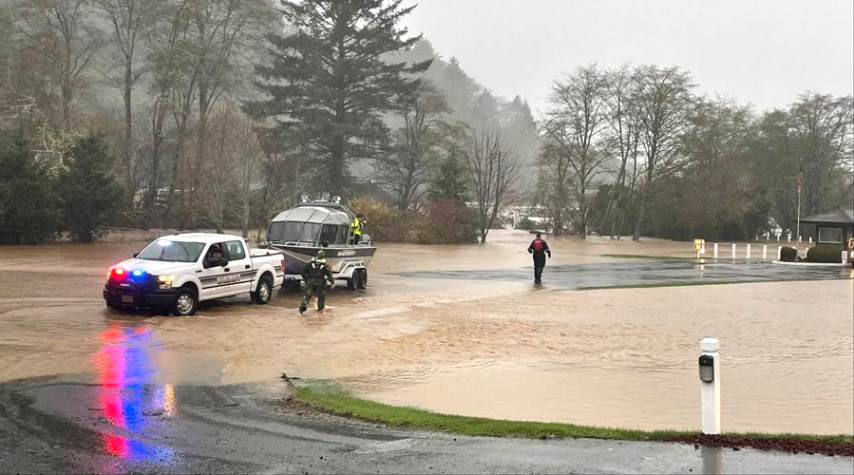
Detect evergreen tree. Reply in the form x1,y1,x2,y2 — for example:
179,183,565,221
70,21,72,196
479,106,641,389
429,147,469,203
0,136,59,244
251,0,430,196
57,135,125,243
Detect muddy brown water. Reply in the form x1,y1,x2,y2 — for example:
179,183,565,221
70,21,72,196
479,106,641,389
0,231,851,435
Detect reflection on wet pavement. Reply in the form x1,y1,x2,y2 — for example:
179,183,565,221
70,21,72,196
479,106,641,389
1,231,852,435
94,326,175,464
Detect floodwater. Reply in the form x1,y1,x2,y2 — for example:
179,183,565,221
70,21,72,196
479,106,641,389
0,230,851,435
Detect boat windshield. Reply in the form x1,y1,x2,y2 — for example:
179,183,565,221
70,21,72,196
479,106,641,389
137,240,204,262
268,221,302,243
300,223,321,243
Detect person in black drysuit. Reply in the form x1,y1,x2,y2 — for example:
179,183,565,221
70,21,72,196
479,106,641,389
527,232,552,284
299,250,335,314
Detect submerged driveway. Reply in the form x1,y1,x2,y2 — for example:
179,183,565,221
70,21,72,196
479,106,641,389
398,260,852,289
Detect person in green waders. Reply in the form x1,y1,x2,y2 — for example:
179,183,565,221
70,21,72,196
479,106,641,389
299,250,335,314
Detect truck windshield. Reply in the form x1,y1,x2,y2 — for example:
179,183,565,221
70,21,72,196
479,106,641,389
137,240,204,262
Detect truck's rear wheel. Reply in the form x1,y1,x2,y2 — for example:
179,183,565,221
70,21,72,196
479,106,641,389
356,269,367,289
172,287,197,316
252,275,273,304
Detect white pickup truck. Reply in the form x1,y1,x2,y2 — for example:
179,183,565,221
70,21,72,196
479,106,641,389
103,233,285,316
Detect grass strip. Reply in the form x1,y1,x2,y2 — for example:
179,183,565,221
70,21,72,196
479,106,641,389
294,385,853,449
578,280,744,290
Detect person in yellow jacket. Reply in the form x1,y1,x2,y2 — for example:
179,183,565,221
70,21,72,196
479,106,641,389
350,213,365,244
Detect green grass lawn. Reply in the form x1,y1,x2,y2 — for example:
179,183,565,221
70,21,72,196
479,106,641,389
294,385,853,444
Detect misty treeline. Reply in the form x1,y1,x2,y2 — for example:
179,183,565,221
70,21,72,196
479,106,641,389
1,1,850,246
540,64,854,241
0,0,537,244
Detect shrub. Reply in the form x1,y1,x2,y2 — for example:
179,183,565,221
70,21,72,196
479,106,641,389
416,198,478,244
0,136,59,244
347,197,397,242
779,247,798,262
516,217,537,231
806,245,844,263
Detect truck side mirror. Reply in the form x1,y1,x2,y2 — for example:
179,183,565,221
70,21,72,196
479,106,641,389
699,354,714,383
133,252,139,258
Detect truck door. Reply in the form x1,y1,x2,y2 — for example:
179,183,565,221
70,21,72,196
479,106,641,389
223,240,253,295
198,242,228,300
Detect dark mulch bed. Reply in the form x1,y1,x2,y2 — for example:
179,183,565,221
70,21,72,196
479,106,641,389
670,434,854,457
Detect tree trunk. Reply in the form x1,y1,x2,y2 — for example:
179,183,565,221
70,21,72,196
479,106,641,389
632,189,649,241
123,59,134,196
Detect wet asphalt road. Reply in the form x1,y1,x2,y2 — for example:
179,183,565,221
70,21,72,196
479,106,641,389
1,378,852,474
399,260,852,289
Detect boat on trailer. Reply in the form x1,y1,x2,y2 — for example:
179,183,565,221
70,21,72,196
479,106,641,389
263,199,376,290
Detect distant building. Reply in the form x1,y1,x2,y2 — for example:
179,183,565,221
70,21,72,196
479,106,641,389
800,208,854,251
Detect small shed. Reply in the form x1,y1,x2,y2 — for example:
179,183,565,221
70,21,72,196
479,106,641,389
801,209,854,250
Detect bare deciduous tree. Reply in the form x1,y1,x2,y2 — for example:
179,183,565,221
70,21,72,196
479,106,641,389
541,64,610,238
95,0,165,191
601,65,641,239
462,127,520,243
788,92,854,216
630,65,694,240
379,81,451,212
16,0,101,135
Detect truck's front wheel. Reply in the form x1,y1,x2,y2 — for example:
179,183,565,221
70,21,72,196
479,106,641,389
173,287,197,316
252,275,273,305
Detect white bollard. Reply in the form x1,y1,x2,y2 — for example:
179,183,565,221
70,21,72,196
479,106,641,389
731,244,736,259
777,246,782,260
746,244,751,259
809,237,812,244
798,235,802,243
699,338,721,435
762,245,767,260
776,234,780,242
713,243,719,259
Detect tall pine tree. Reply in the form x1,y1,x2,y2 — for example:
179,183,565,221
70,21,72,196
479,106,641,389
250,0,430,196
57,135,125,243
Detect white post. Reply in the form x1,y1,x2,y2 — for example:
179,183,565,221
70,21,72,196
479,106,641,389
798,235,802,243
731,244,736,259
809,237,812,244
700,338,721,435
762,245,767,260
776,234,780,242
746,244,751,259
777,246,782,260
713,243,718,259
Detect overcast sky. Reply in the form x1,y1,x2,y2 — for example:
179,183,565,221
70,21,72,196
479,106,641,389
401,0,854,116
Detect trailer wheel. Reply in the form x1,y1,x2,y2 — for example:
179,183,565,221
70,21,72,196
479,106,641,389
356,269,367,289
347,271,359,291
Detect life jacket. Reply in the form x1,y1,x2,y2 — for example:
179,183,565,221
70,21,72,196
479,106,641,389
351,216,362,235
533,239,544,252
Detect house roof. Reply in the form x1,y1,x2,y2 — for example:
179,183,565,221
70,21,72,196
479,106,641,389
801,209,854,225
